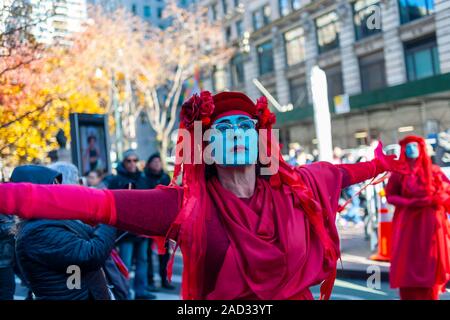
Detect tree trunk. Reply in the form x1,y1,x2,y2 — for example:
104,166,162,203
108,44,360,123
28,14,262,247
159,135,169,171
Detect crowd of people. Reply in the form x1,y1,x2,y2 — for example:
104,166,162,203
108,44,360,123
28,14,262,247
287,145,371,228
0,91,448,301
0,150,173,300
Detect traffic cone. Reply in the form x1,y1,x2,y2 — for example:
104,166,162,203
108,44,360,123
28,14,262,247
370,188,393,262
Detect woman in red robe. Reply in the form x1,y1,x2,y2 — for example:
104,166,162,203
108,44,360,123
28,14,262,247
386,135,450,300
0,91,401,300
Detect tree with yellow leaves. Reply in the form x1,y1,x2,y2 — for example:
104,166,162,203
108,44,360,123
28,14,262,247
0,49,104,167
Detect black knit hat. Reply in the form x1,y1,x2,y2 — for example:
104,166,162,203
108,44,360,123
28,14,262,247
146,153,161,166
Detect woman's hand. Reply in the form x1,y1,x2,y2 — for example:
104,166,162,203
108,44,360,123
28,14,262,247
387,194,433,207
374,142,408,174
412,196,435,207
431,193,450,208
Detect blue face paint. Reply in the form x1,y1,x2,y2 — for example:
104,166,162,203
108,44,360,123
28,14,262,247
405,142,420,159
209,115,258,166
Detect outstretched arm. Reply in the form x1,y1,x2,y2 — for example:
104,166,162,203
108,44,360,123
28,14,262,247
336,160,384,188
336,142,408,188
0,183,182,236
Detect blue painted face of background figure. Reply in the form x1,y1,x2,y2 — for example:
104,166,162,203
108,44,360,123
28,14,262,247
210,115,258,166
405,142,420,159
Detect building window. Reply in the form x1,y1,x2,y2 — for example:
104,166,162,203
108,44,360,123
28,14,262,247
279,0,290,16
263,5,271,25
279,0,301,16
143,5,151,18
236,20,243,37
230,53,245,86
359,51,386,92
225,26,232,42
284,27,305,66
399,0,435,24
316,11,340,54
131,3,137,15
157,7,163,18
405,36,440,81
234,0,240,8
353,0,381,40
291,0,301,10
222,0,228,14
212,66,227,92
252,5,271,30
252,11,262,30
289,77,308,108
323,64,344,102
257,41,274,75
211,4,218,20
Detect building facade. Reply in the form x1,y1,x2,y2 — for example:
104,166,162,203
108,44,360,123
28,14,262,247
31,0,88,46
201,0,450,152
88,0,198,28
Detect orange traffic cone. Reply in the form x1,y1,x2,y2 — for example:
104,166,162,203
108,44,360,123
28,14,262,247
370,188,393,262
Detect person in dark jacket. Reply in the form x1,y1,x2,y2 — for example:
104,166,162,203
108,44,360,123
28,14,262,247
144,153,174,291
107,149,148,190
0,213,16,300
107,150,155,300
12,165,116,300
144,153,171,189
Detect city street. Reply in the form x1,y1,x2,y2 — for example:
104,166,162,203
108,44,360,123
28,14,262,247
1,0,450,303
12,252,450,301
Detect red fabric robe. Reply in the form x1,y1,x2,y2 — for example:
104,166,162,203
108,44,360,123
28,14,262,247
386,135,450,298
0,161,383,299
386,168,450,290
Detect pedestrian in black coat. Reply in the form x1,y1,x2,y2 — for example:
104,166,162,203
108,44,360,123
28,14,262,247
144,153,174,291
106,150,155,300
106,149,148,190
15,219,116,300
12,165,116,300
144,153,171,189
0,213,16,300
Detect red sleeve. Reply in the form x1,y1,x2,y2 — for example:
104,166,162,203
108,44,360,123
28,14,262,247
111,187,183,236
336,160,384,188
385,173,402,198
0,183,115,224
0,183,183,236
385,174,428,207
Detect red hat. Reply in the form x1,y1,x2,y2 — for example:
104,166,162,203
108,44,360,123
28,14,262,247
211,91,257,122
179,91,275,130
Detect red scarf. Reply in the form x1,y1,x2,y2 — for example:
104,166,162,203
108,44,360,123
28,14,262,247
398,136,435,195
167,92,339,300
205,176,337,299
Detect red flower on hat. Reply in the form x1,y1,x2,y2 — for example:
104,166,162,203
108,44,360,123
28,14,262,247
256,96,276,129
199,91,214,126
180,91,215,129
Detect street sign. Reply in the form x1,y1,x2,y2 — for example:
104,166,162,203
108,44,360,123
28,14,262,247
334,94,350,114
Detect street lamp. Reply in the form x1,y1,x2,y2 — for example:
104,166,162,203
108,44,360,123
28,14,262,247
252,78,293,112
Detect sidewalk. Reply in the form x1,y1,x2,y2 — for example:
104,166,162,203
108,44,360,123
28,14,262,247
337,224,390,281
